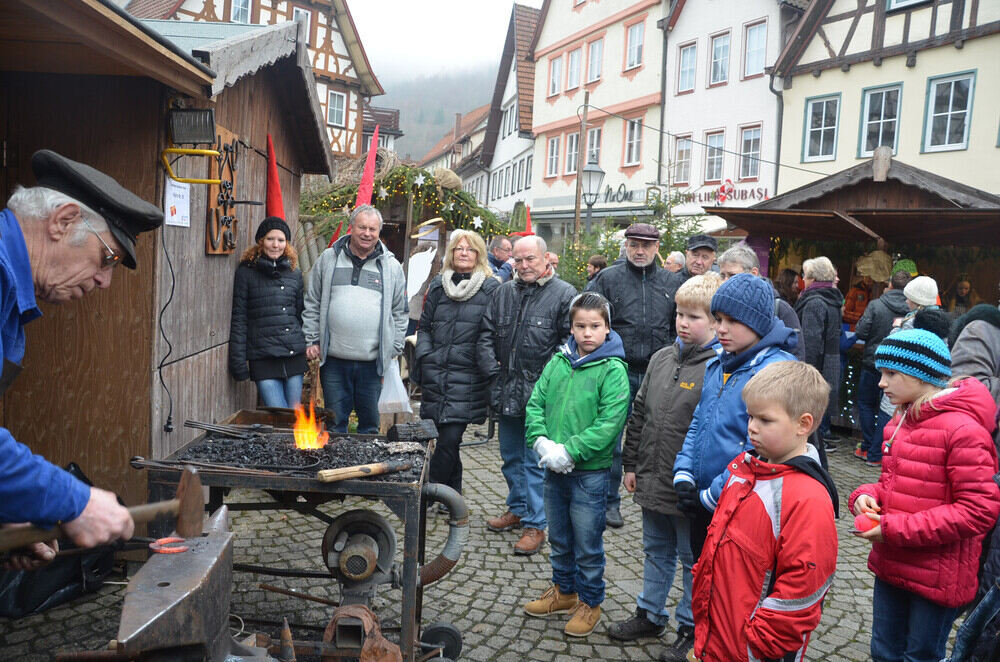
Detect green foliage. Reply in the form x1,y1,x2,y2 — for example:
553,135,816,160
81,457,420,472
557,224,623,290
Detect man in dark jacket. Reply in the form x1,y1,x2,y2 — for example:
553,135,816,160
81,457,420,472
487,236,513,282
479,235,577,555
717,244,806,361
663,234,718,322
854,268,912,462
585,223,674,528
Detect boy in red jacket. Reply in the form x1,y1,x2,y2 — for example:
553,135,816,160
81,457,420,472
691,361,838,662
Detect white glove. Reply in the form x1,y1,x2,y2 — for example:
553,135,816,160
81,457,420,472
541,444,575,474
533,436,557,461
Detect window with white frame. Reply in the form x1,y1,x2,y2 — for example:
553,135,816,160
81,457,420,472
888,0,929,8
364,135,372,152
678,43,696,92
586,127,601,164
925,73,974,152
805,95,839,160
674,137,692,183
861,85,901,156
705,132,725,181
565,133,580,174
292,7,311,45
625,119,642,166
739,126,761,179
505,166,512,197
525,156,533,188
492,172,500,200
744,22,766,78
710,33,730,85
626,22,644,69
327,91,346,126
567,49,582,89
587,39,603,82
547,137,560,176
231,0,249,23
517,160,524,191
549,57,563,96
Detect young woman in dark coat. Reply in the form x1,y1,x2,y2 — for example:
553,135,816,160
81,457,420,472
414,230,500,494
228,217,307,408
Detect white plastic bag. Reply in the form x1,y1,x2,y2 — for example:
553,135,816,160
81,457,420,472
378,358,412,414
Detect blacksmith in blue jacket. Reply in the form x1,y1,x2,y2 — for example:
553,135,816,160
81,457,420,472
0,151,162,568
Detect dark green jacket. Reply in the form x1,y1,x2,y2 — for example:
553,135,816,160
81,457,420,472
525,331,630,471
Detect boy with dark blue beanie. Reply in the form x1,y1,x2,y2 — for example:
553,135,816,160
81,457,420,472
673,273,798,562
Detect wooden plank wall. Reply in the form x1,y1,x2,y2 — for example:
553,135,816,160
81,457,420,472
151,66,306,460
0,72,161,508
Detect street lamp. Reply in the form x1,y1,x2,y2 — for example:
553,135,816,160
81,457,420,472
580,157,605,234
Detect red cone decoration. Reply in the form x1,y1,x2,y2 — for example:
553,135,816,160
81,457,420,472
265,134,284,219
328,125,380,248
511,205,535,237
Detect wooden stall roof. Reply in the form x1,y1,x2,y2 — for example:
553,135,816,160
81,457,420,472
707,208,878,243
850,209,1000,248
3,0,214,98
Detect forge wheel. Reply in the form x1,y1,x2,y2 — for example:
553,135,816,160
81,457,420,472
421,621,462,660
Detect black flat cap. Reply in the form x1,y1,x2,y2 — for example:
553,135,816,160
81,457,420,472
687,233,717,252
31,150,164,269
624,223,660,241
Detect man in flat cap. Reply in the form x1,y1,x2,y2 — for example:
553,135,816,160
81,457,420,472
585,223,674,528
664,234,718,330
0,150,163,568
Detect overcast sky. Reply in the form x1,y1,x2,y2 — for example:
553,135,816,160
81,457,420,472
348,0,544,83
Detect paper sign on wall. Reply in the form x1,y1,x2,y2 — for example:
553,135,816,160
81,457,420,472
164,177,191,227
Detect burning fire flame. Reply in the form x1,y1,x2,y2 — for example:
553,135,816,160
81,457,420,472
293,403,329,449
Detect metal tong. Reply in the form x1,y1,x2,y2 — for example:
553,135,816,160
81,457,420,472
183,420,274,439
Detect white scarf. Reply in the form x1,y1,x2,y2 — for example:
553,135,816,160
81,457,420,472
441,269,487,302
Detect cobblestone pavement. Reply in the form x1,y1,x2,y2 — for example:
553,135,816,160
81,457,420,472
0,426,963,661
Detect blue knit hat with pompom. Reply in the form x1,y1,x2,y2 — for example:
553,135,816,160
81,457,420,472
875,328,951,387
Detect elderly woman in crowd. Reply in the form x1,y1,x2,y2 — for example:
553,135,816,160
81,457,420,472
795,256,844,450
229,217,307,407
414,230,500,495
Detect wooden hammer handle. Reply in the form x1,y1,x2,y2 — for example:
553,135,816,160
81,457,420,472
0,499,180,553
317,460,411,483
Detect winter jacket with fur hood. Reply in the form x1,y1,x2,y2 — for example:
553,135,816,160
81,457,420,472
848,378,1000,607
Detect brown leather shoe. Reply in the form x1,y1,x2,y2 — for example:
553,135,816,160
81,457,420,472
525,585,578,617
486,510,522,532
513,527,545,555
564,602,601,637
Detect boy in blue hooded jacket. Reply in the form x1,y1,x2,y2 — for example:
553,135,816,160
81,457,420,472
673,273,798,559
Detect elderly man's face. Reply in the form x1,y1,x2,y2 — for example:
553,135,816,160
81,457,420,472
665,258,683,273
686,248,715,275
36,204,120,304
350,211,381,257
513,240,547,283
719,261,759,281
546,251,560,270
493,239,512,261
626,239,658,268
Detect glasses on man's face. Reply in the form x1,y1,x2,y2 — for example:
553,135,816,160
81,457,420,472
81,217,122,269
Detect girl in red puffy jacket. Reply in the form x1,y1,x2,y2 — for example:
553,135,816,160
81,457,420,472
849,328,1000,662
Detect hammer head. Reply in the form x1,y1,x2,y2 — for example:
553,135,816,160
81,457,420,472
175,468,204,539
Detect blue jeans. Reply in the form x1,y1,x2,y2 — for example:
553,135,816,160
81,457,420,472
498,415,546,530
858,367,882,458
545,469,608,607
608,369,643,511
871,578,960,662
256,375,303,409
320,357,382,434
637,508,694,628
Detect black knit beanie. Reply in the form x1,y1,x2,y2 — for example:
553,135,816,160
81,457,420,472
256,216,291,242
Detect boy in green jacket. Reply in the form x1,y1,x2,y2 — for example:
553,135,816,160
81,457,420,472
523,292,630,637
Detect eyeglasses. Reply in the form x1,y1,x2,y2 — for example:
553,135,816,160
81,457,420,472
81,217,122,269
453,246,478,254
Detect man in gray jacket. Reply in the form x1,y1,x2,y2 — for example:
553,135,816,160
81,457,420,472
303,205,407,434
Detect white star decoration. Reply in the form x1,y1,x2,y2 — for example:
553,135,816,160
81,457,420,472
414,174,425,186
472,216,484,229
442,202,452,212
378,186,388,199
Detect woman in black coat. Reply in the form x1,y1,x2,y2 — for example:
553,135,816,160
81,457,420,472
229,217,307,408
795,256,844,443
414,229,500,494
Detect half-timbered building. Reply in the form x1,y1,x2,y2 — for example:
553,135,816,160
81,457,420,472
770,0,1000,194
126,0,386,159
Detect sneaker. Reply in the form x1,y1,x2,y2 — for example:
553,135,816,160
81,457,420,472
513,527,546,555
659,626,696,662
822,432,841,442
854,447,868,460
866,458,882,467
565,602,601,637
605,507,624,529
486,510,522,532
606,607,665,641
525,585,578,617
824,440,838,453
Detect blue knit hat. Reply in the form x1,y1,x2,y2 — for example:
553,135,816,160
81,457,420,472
875,328,951,387
710,272,775,338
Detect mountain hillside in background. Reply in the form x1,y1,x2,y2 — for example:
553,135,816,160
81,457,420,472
378,65,497,162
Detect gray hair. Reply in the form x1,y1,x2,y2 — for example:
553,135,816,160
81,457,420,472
718,244,759,272
488,235,511,252
350,204,383,228
515,235,547,255
803,256,837,281
667,250,685,265
7,185,109,246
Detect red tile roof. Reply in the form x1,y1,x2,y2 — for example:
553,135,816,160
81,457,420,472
418,103,491,167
